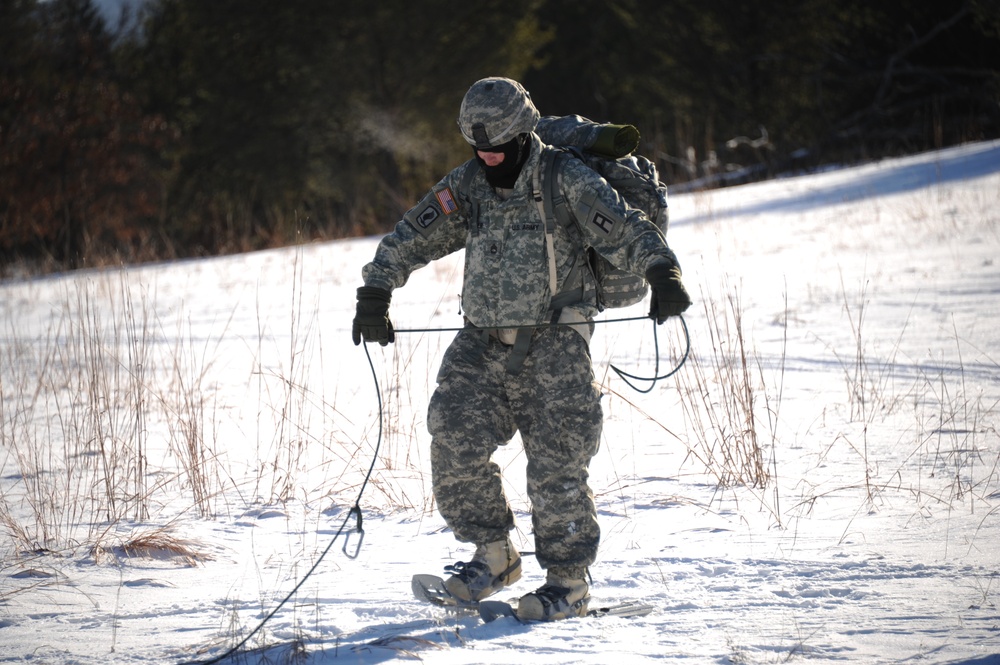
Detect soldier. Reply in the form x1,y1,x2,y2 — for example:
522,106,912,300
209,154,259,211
352,77,690,621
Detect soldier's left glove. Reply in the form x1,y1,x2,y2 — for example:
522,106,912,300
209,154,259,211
352,286,395,346
646,261,692,324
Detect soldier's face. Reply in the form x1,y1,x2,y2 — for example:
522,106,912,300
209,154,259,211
477,150,506,167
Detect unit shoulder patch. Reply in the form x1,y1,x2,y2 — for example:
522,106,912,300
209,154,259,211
584,196,626,239
589,210,616,235
405,186,460,237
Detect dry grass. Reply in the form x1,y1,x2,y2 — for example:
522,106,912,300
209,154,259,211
91,528,212,567
0,270,224,553
674,279,773,492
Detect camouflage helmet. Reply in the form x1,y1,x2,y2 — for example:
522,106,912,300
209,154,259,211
458,77,540,149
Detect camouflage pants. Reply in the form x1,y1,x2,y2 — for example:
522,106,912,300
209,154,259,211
428,325,603,574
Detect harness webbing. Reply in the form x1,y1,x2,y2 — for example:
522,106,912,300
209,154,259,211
459,153,593,375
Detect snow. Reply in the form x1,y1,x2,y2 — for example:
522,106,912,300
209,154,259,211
2,141,999,664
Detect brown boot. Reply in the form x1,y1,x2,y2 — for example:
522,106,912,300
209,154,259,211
516,572,590,621
442,539,522,602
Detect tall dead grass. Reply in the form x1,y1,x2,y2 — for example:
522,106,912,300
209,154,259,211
674,280,774,492
0,271,221,552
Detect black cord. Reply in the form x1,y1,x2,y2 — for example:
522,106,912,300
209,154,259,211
610,315,690,393
180,343,383,665
398,313,690,394
393,313,652,335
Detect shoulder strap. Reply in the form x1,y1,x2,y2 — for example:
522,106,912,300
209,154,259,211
458,159,481,236
540,148,593,305
533,150,560,297
509,149,592,376
542,149,571,234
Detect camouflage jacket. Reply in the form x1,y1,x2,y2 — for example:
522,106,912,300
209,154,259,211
361,133,678,330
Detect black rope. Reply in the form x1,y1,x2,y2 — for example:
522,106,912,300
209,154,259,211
180,343,383,665
394,313,650,335
609,315,691,393
397,313,690,394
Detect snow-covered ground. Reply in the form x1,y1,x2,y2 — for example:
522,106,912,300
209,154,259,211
1,141,998,664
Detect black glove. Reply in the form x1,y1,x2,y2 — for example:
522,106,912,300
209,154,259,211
646,261,692,324
352,286,395,346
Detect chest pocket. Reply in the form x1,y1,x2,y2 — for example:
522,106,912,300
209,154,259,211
466,193,551,321
470,195,545,263
466,203,499,270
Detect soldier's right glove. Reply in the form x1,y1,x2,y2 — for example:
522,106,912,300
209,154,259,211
645,261,692,324
352,286,395,346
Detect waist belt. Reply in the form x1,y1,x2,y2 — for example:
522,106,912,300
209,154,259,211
471,291,592,375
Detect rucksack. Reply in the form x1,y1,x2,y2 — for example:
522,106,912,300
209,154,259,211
459,115,670,311
537,115,669,310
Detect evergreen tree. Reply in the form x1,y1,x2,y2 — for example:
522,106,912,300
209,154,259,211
0,0,167,270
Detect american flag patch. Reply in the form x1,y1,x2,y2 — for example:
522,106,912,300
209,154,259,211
435,187,458,214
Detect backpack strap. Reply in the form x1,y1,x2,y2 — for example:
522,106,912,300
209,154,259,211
541,149,595,310
459,149,594,375
533,150,560,298
504,150,554,376
504,149,600,375
539,148,595,313
458,159,481,236
545,148,575,232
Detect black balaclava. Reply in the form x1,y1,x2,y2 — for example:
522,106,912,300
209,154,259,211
474,134,530,189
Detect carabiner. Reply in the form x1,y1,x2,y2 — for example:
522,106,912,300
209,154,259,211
342,505,365,559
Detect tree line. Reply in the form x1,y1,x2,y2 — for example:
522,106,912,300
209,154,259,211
2,0,998,274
